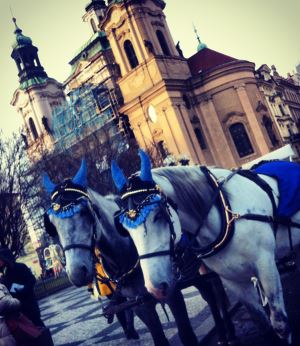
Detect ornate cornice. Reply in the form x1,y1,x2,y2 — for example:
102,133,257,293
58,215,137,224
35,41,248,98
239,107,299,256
222,111,245,124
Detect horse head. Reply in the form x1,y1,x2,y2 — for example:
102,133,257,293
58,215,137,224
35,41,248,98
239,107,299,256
43,159,95,286
111,149,181,299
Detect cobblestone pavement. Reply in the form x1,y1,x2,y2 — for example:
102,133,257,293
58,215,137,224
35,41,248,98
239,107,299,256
39,285,214,346
40,255,300,346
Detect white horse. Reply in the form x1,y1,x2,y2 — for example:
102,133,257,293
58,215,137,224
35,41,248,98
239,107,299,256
42,161,214,345
111,150,300,344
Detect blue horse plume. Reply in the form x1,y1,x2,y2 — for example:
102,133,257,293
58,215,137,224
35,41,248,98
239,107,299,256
111,160,127,191
139,149,153,182
42,173,56,194
42,159,87,195
111,149,153,190
72,159,87,187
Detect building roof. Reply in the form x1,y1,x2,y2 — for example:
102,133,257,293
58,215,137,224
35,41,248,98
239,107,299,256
11,19,33,50
187,48,237,76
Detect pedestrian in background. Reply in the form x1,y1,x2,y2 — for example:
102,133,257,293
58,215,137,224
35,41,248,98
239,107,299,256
0,279,20,346
0,248,44,327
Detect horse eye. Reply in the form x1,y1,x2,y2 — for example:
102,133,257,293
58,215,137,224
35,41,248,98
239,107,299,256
79,208,90,218
154,211,163,223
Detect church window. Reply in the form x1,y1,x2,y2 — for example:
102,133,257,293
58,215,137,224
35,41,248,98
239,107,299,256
229,123,254,158
279,104,285,116
194,127,207,150
90,18,97,33
156,30,170,56
262,115,279,147
124,40,139,69
28,117,38,140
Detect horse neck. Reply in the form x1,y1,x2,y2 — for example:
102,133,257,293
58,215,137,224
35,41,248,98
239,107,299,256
87,188,137,272
153,166,222,246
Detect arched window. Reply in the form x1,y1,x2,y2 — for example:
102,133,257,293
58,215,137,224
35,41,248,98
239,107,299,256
262,115,279,146
124,40,139,69
229,123,254,158
194,127,207,150
156,30,170,56
90,18,97,33
28,117,38,140
278,104,285,116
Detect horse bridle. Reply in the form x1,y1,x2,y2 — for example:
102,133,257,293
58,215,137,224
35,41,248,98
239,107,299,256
47,182,98,254
119,182,178,261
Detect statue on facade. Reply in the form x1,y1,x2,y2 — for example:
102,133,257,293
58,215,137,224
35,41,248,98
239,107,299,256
176,41,184,58
42,116,51,134
144,39,154,54
21,132,28,148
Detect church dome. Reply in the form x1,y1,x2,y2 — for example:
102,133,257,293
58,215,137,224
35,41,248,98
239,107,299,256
12,31,32,49
11,18,32,49
197,42,207,52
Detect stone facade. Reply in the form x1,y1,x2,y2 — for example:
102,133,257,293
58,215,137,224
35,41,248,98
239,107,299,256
100,0,282,168
256,64,300,158
11,0,299,168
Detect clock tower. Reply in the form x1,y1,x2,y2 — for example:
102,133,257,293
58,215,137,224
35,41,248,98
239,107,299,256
100,0,203,163
10,18,65,158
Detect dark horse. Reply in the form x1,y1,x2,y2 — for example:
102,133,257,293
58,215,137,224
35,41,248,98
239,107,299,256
43,160,237,345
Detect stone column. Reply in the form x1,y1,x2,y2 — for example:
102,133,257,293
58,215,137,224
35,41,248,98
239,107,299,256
235,84,269,155
111,28,129,76
161,107,181,155
176,104,205,164
199,98,236,168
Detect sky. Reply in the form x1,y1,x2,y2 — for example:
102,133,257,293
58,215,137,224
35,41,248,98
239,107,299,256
0,0,299,137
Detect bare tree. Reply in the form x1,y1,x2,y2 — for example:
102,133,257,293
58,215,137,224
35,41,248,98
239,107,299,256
0,133,36,258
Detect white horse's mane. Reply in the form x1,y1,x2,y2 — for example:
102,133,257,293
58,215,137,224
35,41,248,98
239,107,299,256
152,165,216,222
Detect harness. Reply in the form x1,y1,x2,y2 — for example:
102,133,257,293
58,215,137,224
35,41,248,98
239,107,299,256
236,169,300,252
46,180,142,287
185,166,239,258
119,183,177,261
47,181,97,253
118,165,300,265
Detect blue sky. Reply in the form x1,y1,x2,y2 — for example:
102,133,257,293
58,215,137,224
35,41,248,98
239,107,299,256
0,0,299,136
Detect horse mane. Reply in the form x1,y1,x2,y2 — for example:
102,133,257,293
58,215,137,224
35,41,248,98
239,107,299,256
152,166,214,223
87,188,117,233
87,187,138,277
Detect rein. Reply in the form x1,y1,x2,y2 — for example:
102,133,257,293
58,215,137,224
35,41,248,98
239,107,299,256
119,186,177,261
180,166,240,258
48,185,97,254
97,254,140,285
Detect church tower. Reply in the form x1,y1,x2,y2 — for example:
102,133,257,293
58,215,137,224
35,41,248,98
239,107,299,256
100,0,203,163
82,0,107,34
10,18,65,158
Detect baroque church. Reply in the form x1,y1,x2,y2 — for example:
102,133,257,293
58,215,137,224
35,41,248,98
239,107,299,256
10,0,300,168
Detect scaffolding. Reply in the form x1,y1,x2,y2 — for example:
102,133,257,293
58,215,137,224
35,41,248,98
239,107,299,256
51,83,121,151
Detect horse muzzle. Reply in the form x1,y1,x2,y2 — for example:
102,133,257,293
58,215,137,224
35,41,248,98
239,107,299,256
145,281,173,300
67,264,93,287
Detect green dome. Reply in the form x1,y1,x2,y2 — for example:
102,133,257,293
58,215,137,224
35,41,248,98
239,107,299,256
11,18,32,49
197,42,207,52
12,31,32,49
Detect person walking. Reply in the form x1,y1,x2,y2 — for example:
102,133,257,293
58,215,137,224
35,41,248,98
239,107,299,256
0,248,44,328
0,281,20,346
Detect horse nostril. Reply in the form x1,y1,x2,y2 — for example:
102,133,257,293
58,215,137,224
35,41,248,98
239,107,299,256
81,265,88,275
158,282,169,292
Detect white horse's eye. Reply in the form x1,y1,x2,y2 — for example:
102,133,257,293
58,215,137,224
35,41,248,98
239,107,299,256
153,210,163,223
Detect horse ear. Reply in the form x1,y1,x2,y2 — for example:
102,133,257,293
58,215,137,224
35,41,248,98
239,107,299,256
139,149,153,182
72,159,87,187
42,173,56,194
111,160,127,191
